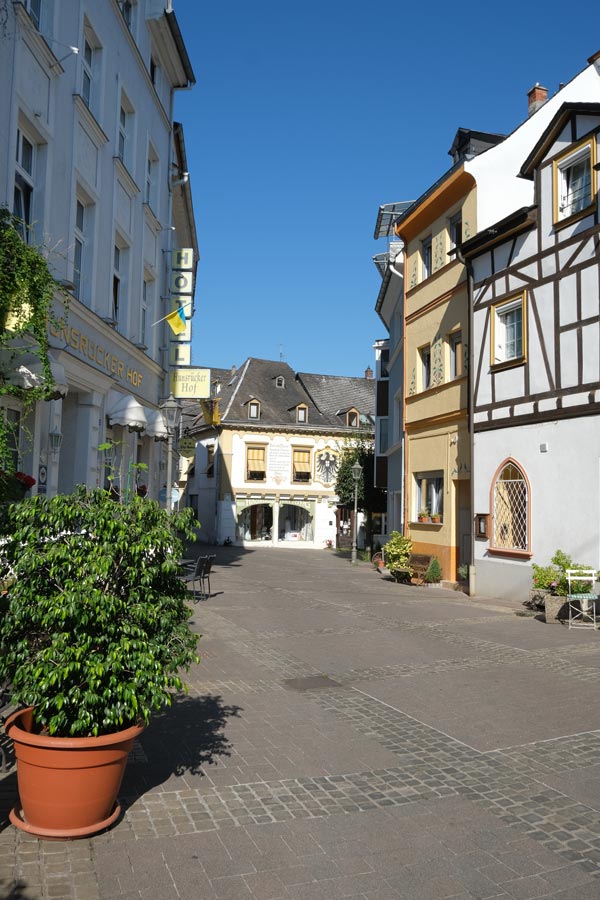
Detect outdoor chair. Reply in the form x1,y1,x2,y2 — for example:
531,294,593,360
182,554,216,603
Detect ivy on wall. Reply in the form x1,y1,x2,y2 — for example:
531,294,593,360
0,207,68,471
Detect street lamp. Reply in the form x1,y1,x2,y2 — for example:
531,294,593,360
159,392,182,512
351,460,362,565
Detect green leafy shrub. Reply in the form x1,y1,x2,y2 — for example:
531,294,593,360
531,549,598,596
384,531,412,580
531,563,561,591
0,486,200,737
424,557,442,583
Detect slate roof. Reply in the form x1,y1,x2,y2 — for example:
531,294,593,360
184,358,375,434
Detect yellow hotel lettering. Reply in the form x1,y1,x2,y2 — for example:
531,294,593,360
50,322,143,387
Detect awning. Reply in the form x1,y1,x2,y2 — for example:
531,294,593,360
4,353,68,398
106,390,148,432
144,408,169,441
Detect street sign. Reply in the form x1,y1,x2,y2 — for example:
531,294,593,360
170,367,210,398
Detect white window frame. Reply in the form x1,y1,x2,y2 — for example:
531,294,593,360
449,330,463,379
14,127,35,242
82,35,94,108
421,235,432,280
117,93,134,170
296,404,307,423
73,198,86,300
145,145,158,211
26,0,42,29
248,400,260,420
554,138,595,223
491,294,526,367
420,344,431,390
449,212,462,250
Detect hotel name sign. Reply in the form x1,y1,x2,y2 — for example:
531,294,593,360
49,321,147,388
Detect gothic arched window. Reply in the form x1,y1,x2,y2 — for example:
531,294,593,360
492,460,529,552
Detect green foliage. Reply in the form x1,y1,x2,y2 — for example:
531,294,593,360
0,207,68,470
424,557,442,583
457,564,469,581
334,439,386,555
0,486,199,737
531,563,561,591
384,531,412,577
531,549,598,596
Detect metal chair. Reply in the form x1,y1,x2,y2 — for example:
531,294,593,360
567,569,598,629
182,555,216,603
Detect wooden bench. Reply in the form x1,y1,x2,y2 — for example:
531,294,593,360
391,553,434,585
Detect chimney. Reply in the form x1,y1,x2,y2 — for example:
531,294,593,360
230,364,236,376
527,83,548,117
365,366,373,379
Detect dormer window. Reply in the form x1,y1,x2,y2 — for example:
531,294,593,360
347,409,359,428
248,400,260,420
275,375,285,389
553,138,594,223
296,404,308,424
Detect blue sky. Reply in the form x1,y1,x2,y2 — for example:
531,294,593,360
173,0,595,377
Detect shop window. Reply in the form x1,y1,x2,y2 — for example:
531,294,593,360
414,471,443,520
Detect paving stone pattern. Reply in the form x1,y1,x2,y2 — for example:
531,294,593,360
2,548,600,899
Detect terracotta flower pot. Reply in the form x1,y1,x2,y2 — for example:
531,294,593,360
5,707,144,839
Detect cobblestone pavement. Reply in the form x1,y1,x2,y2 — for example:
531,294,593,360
2,547,600,899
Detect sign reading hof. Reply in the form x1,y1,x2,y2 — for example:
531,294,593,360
170,367,210,398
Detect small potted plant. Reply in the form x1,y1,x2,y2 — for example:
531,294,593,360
417,509,430,523
430,512,441,524
0,486,199,838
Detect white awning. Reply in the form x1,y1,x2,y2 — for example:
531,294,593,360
106,390,148,433
4,352,68,398
144,408,169,441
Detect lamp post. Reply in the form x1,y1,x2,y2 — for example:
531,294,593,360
351,460,362,566
159,392,182,512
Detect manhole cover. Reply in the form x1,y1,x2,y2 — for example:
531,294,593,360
283,675,341,692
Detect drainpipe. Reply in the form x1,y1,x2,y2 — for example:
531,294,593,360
456,247,475,597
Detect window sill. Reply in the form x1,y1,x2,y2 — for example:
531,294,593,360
412,519,443,526
553,203,595,231
490,356,526,373
487,547,532,560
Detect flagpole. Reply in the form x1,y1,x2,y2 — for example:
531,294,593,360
151,300,192,328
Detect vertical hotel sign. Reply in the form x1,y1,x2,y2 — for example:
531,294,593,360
170,248,194,366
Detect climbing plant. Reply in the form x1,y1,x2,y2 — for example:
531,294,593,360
0,207,68,473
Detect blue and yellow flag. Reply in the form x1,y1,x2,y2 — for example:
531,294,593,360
166,306,187,336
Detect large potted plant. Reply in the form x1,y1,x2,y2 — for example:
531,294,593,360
0,486,199,838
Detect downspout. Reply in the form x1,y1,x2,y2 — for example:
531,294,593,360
456,247,475,597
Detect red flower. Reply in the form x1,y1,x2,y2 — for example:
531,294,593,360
15,472,36,489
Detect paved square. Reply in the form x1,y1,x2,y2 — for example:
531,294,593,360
2,547,600,899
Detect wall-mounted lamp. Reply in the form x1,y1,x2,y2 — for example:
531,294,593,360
48,429,63,459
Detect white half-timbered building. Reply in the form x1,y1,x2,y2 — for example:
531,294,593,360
464,97,600,600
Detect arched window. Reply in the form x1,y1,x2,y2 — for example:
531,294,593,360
492,460,529,552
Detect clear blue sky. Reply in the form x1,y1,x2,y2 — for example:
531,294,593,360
173,0,595,377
